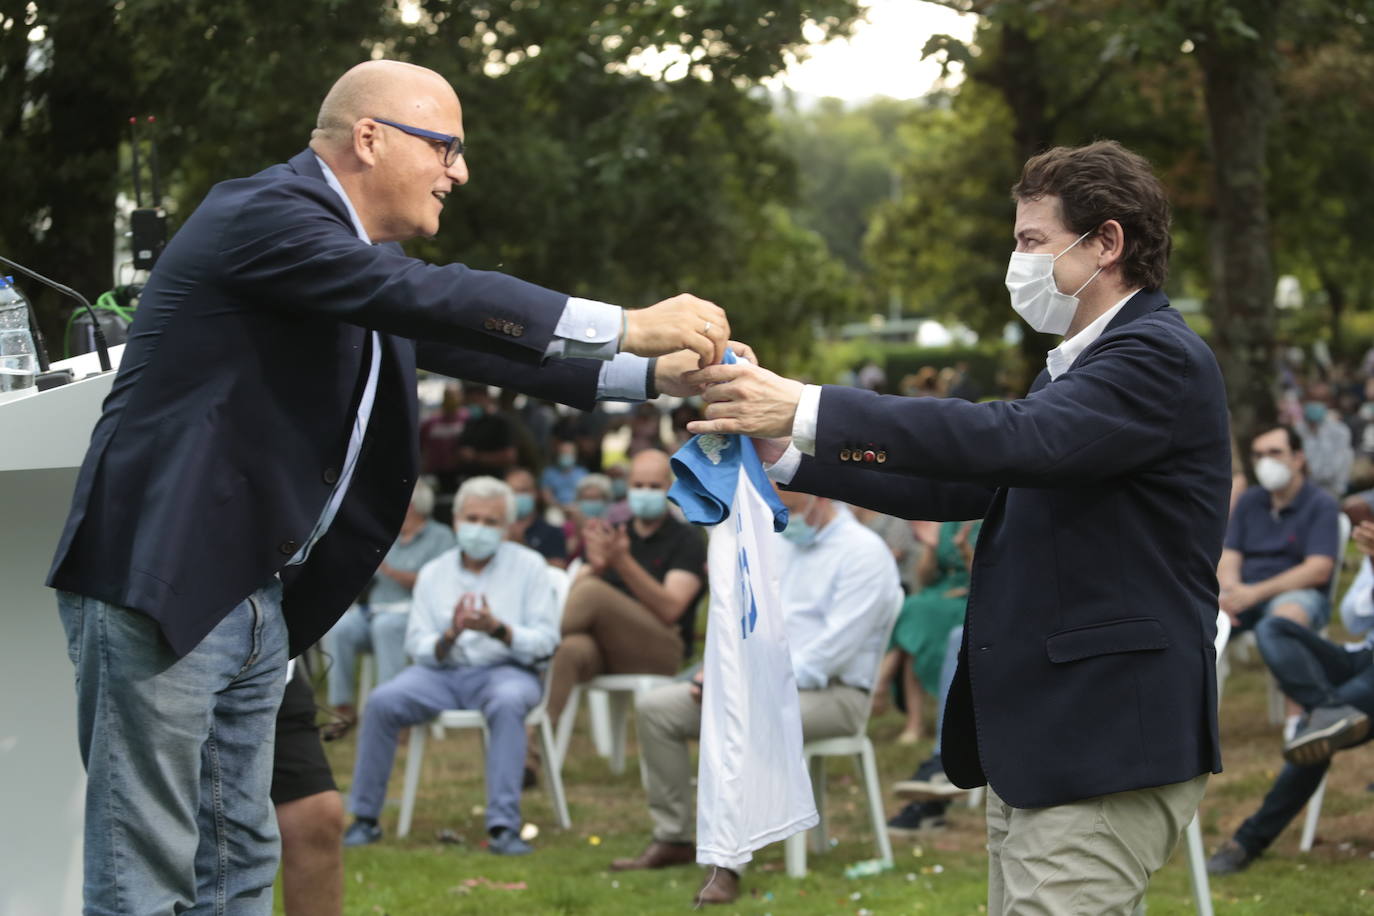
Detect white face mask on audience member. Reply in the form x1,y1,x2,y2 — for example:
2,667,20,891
1254,457,1292,493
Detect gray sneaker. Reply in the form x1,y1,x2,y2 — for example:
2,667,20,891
1205,839,1256,876
1283,704,1370,766
343,820,382,847
488,827,533,856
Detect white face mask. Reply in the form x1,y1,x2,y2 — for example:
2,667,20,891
1254,456,1293,493
1005,229,1104,336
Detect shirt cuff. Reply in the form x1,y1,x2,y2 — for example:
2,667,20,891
597,353,651,401
545,297,622,361
765,442,803,485
792,659,826,691
791,384,822,456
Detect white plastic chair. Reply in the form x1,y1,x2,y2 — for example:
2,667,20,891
396,658,571,836
554,673,676,774
1181,609,1232,916
356,654,375,716
783,613,901,878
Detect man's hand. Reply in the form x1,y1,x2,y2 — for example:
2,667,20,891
1354,520,1374,556
623,294,728,368
655,340,758,398
689,669,705,704
683,362,805,439
606,524,631,566
582,519,613,573
1219,583,1260,616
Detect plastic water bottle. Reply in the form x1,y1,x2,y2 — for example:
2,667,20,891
0,276,37,392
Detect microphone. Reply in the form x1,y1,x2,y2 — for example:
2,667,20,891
0,253,113,374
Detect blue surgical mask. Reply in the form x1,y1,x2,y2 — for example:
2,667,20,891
513,493,536,519
627,487,668,520
558,453,577,469
457,522,502,560
1304,402,1327,424
781,518,818,548
577,499,607,519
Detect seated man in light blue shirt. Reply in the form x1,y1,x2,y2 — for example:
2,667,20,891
322,478,456,735
343,476,560,855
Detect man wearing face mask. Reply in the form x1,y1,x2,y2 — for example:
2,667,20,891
505,466,568,566
681,141,1229,913
341,476,559,854
611,488,900,905
1218,425,1339,635
545,449,706,730
1294,381,1353,500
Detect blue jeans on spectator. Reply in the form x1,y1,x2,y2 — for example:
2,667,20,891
348,662,539,832
1255,616,1374,717
1232,617,1374,855
324,604,410,707
1238,587,1330,633
58,581,287,916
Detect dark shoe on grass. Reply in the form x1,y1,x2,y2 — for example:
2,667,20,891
693,866,740,905
886,800,948,837
1205,839,1256,876
1283,704,1370,766
488,827,533,856
609,840,695,871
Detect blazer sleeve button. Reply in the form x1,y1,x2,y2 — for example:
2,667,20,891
839,449,851,462
483,318,496,331
863,450,876,463
876,451,887,464
512,324,524,337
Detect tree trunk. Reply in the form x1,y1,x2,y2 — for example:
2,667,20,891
1195,4,1281,450
1319,270,1345,361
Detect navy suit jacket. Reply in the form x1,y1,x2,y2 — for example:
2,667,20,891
49,150,616,657
789,289,1229,808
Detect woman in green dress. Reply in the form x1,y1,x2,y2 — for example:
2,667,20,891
876,519,981,744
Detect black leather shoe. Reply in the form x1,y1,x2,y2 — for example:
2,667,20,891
1206,839,1256,875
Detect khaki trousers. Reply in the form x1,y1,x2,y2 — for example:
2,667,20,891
985,773,1209,916
636,680,869,844
546,576,684,727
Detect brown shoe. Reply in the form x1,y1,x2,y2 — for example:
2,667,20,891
693,867,740,905
609,840,695,872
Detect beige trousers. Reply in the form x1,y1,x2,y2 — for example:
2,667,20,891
635,680,869,844
985,773,1209,916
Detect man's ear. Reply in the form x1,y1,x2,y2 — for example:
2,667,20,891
1097,219,1125,269
353,118,381,167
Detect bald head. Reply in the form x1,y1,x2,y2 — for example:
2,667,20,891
311,60,458,150
629,449,673,490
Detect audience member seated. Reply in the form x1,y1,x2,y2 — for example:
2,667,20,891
506,466,568,567
341,477,559,856
1218,425,1339,635
545,450,705,729
322,480,454,738
608,490,901,906
850,506,923,596
541,438,589,509
418,383,466,495
875,520,980,744
1295,380,1353,499
1207,522,1374,876
563,472,614,561
454,382,519,480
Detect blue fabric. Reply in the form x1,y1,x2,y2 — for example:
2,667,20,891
668,350,788,532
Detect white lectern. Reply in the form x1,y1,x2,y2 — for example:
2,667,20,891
1,346,123,915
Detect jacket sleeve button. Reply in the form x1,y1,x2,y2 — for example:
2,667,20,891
839,449,851,462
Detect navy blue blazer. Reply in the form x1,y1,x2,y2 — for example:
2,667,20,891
49,150,615,657
788,289,1229,808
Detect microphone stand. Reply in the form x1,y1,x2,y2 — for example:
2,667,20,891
0,253,113,375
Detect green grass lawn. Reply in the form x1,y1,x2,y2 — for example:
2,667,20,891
288,642,1374,915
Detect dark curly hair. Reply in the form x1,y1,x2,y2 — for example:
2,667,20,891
1012,140,1172,291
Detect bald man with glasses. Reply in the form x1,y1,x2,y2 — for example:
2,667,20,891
49,59,746,914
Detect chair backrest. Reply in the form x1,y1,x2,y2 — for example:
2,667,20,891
1213,609,1231,660
1326,511,1353,603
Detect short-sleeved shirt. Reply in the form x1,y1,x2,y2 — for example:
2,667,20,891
1225,481,1340,587
601,515,707,654
368,520,456,605
541,465,588,505
520,517,568,562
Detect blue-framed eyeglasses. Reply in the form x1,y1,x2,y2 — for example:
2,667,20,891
371,116,465,166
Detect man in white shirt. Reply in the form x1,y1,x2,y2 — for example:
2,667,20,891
341,476,559,855
609,487,900,905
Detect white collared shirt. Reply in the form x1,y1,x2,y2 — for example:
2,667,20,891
778,505,902,689
1045,289,1140,380
407,542,560,668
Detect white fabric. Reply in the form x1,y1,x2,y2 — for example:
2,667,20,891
1045,289,1139,380
696,465,818,869
1340,556,1374,639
